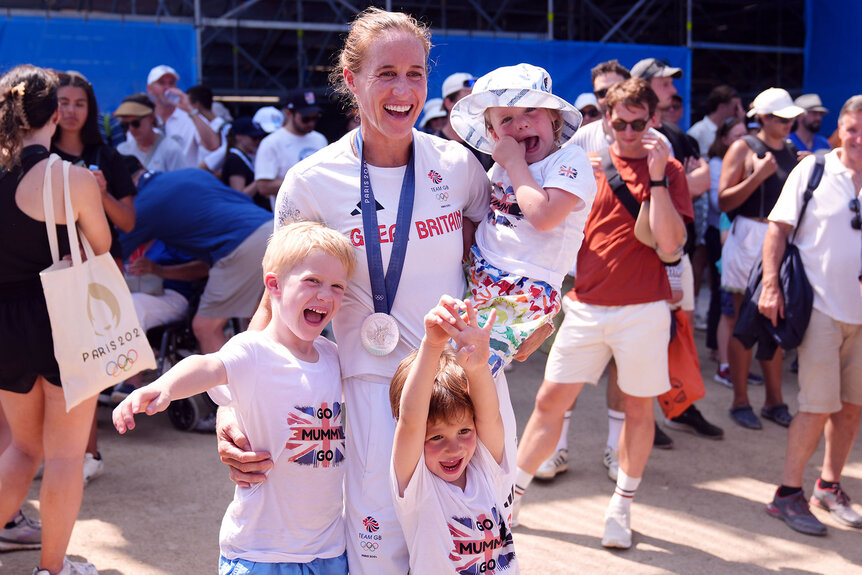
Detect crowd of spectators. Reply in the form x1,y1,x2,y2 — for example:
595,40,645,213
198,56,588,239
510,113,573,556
0,21,860,573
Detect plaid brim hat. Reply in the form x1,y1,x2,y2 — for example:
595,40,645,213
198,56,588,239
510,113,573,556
449,63,582,154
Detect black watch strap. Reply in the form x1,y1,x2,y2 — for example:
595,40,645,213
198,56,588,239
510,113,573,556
650,177,668,188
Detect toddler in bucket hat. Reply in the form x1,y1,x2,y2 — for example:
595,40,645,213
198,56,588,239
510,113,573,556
450,63,597,376
450,63,582,154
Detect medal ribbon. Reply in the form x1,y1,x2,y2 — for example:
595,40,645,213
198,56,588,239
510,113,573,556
357,130,416,314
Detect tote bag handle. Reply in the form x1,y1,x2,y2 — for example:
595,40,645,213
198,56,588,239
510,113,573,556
42,154,95,267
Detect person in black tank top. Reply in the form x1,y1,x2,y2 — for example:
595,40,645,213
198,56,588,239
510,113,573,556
50,71,136,262
0,64,111,575
717,87,804,431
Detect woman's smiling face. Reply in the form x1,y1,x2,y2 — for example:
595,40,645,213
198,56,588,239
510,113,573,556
346,30,427,150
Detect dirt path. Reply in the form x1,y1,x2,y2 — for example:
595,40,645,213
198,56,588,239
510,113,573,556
3,330,861,574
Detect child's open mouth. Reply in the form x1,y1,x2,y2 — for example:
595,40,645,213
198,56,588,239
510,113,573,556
440,458,463,474
522,136,539,153
303,307,328,325
384,104,413,118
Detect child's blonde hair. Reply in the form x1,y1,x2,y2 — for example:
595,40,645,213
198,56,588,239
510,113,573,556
483,107,564,143
390,346,475,424
263,222,356,279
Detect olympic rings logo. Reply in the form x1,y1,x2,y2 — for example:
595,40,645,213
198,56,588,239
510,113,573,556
360,541,379,551
436,192,449,201
105,349,138,377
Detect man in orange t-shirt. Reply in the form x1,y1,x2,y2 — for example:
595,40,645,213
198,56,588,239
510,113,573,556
514,78,691,550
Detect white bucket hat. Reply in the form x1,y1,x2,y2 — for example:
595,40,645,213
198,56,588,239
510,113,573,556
420,98,447,129
449,63,582,154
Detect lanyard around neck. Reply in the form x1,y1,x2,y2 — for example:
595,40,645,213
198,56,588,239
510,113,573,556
356,130,416,315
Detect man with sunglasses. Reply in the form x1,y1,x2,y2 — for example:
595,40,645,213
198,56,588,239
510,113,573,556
719,88,804,431
115,93,186,173
516,78,691,549
759,95,862,536
254,89,328,203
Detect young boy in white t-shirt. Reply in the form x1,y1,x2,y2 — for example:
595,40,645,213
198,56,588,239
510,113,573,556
450,63,597,375
390,297,519,575
113,222,355,575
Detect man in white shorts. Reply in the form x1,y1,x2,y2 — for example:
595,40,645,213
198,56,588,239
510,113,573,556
719,88,803,430
515,78,691,549
761,95,862,536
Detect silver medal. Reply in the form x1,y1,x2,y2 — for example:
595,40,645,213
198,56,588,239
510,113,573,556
360,312,400,356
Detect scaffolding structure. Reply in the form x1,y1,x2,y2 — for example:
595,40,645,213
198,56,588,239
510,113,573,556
0,1,806,113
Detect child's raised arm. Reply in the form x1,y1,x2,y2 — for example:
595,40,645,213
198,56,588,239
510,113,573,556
392,296,465,496
112,354,227,434
451,301,504,465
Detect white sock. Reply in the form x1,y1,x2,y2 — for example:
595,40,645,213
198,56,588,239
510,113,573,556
719,363,729,371
607,409,625,451
514,467,533,500
554,411,572,452
609,468,641,513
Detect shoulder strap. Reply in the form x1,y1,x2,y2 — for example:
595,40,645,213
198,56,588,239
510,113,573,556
791,151,827,243
742,134,768,158
42,154,61,264
598,147,640,220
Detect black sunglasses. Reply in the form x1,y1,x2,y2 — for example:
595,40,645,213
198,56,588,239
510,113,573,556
120,119,143,130
594,88,609,100
610,118,649,132
851,198,861,230
298,113,321,123
582,108,601,119
768,114,794,124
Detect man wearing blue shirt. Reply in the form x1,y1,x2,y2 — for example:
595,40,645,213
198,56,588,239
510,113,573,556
787,94,832,153
120,161,272,353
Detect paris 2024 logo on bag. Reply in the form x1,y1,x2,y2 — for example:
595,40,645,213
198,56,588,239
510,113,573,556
83,281,146,377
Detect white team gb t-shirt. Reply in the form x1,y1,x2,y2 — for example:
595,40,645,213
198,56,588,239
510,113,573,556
477,144,596,288
208,331,346,563
274,129,490,382
391,441,518,575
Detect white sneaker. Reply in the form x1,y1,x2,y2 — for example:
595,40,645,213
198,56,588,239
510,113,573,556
602,447,619,482
601,506,632,549
33,556,98,575
83,453,104,486
534,448,568,480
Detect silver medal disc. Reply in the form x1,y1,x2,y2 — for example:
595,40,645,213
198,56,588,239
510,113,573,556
360,312,400,356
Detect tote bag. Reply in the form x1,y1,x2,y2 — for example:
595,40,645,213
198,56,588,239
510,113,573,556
39,155,156,411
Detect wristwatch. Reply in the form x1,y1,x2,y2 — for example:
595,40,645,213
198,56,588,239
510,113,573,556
649,177,668,188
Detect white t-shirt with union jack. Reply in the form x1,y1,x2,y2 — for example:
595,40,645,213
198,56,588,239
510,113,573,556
476,144,596,288
208,331,346,563
391,441,519,575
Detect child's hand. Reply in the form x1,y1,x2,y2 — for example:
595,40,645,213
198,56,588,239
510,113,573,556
112,386,172,434
452,301,495,373
423,295,467,348
491,135,527,169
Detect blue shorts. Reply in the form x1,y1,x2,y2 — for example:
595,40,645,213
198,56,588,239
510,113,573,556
219,553,348,575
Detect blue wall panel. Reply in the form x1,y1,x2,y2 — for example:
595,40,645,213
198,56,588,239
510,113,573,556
0,17,196,115
804,0,861,135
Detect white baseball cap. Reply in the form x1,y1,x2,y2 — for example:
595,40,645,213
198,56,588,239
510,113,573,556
252,106,285,133
574,92,599,111
442,73,477,100
450,63,582,154
146,65,179,86
747,87,805,119
420,98,447,129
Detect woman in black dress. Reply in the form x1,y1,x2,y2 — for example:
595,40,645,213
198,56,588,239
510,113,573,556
0,65,111,575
